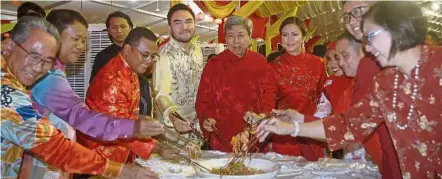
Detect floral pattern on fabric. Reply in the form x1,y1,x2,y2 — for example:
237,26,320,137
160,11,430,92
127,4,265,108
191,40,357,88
153,38,204,145
269,51,327,160
78,53,156,164
1,57,122,179
323,46,442,178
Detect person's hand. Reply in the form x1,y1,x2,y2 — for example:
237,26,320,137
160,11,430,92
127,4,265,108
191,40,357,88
272,109,304,123
119,163,158,179
169,112,191,133
159,147,179,160
202,118,216,132
243,111,265,125
257,118,295,142
134,116,165,138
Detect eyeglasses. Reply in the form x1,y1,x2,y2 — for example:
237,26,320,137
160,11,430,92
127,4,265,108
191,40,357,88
363,27,386,45
13,40,55,70
133,47,159,63
340,6,370,24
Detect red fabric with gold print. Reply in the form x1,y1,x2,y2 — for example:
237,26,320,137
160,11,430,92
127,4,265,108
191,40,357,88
77,53,156,163
269,51,327,161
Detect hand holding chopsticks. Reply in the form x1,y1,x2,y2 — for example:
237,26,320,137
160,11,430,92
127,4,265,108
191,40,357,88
202,118,230,149
170,112,207,143
228,113,276,166
156,141,210,173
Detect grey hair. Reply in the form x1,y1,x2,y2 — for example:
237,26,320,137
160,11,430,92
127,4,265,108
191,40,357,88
10,16,60,49
224,15,253,36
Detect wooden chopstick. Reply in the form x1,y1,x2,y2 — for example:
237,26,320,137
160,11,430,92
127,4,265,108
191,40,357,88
171,112,207,143
210,124,230,148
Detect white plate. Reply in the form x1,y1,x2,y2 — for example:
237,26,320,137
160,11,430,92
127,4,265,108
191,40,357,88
253,152,302,162
197,158,280,179
311,168,352,176
200,150,228,158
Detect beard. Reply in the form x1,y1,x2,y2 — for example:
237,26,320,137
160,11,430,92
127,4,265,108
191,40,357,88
171,29,195,43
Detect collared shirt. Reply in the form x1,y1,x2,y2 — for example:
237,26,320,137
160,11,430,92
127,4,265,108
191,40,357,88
1,56,123,179
79,52,156,163
153,37,204,144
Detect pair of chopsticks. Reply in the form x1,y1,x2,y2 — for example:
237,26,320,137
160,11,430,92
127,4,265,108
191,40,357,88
153,100,207,143
227,113,275,165
170,112,207,143
210,124,230,149
156,141,210,173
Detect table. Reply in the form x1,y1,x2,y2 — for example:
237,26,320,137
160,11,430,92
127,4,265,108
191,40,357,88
135,151,381,179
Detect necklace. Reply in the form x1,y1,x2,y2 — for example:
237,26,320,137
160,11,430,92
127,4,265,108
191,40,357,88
388,46,428,129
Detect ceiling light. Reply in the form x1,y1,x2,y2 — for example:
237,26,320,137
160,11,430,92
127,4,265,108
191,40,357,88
432,3,440,10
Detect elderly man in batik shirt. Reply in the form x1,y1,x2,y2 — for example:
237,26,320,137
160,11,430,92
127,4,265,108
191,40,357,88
153,4,204,145
1,16,152,179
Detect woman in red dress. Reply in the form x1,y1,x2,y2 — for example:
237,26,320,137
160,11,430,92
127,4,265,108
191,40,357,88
257,2,441,178
269,17,327,161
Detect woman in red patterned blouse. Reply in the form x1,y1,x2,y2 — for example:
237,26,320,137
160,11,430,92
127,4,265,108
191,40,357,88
256,2,441,178
269,17,327,161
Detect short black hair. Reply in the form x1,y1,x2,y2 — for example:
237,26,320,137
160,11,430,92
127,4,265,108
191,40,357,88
207,53,216,60
361,1,426,58
105,11,133,29
167,3,195,25
336,31,360,50
17,2,45,19
123,27,158,47
313,45,327,58
46,9,88,33
267,49,285,63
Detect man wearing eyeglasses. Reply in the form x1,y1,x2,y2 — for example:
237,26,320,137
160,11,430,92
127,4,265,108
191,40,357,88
77,27,177,169
1,16,158,179
340,1,401,179
26,10,165,178
90,11,155,119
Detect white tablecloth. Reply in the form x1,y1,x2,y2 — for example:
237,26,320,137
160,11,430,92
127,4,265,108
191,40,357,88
135,151,381,179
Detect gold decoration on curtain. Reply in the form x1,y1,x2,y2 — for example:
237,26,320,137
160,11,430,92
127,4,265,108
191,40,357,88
305,25,318,42
170,0,183,7
202,1,238,18
256,1,306,17
265,7,298,55
250,39,258,52
233,1,265,17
